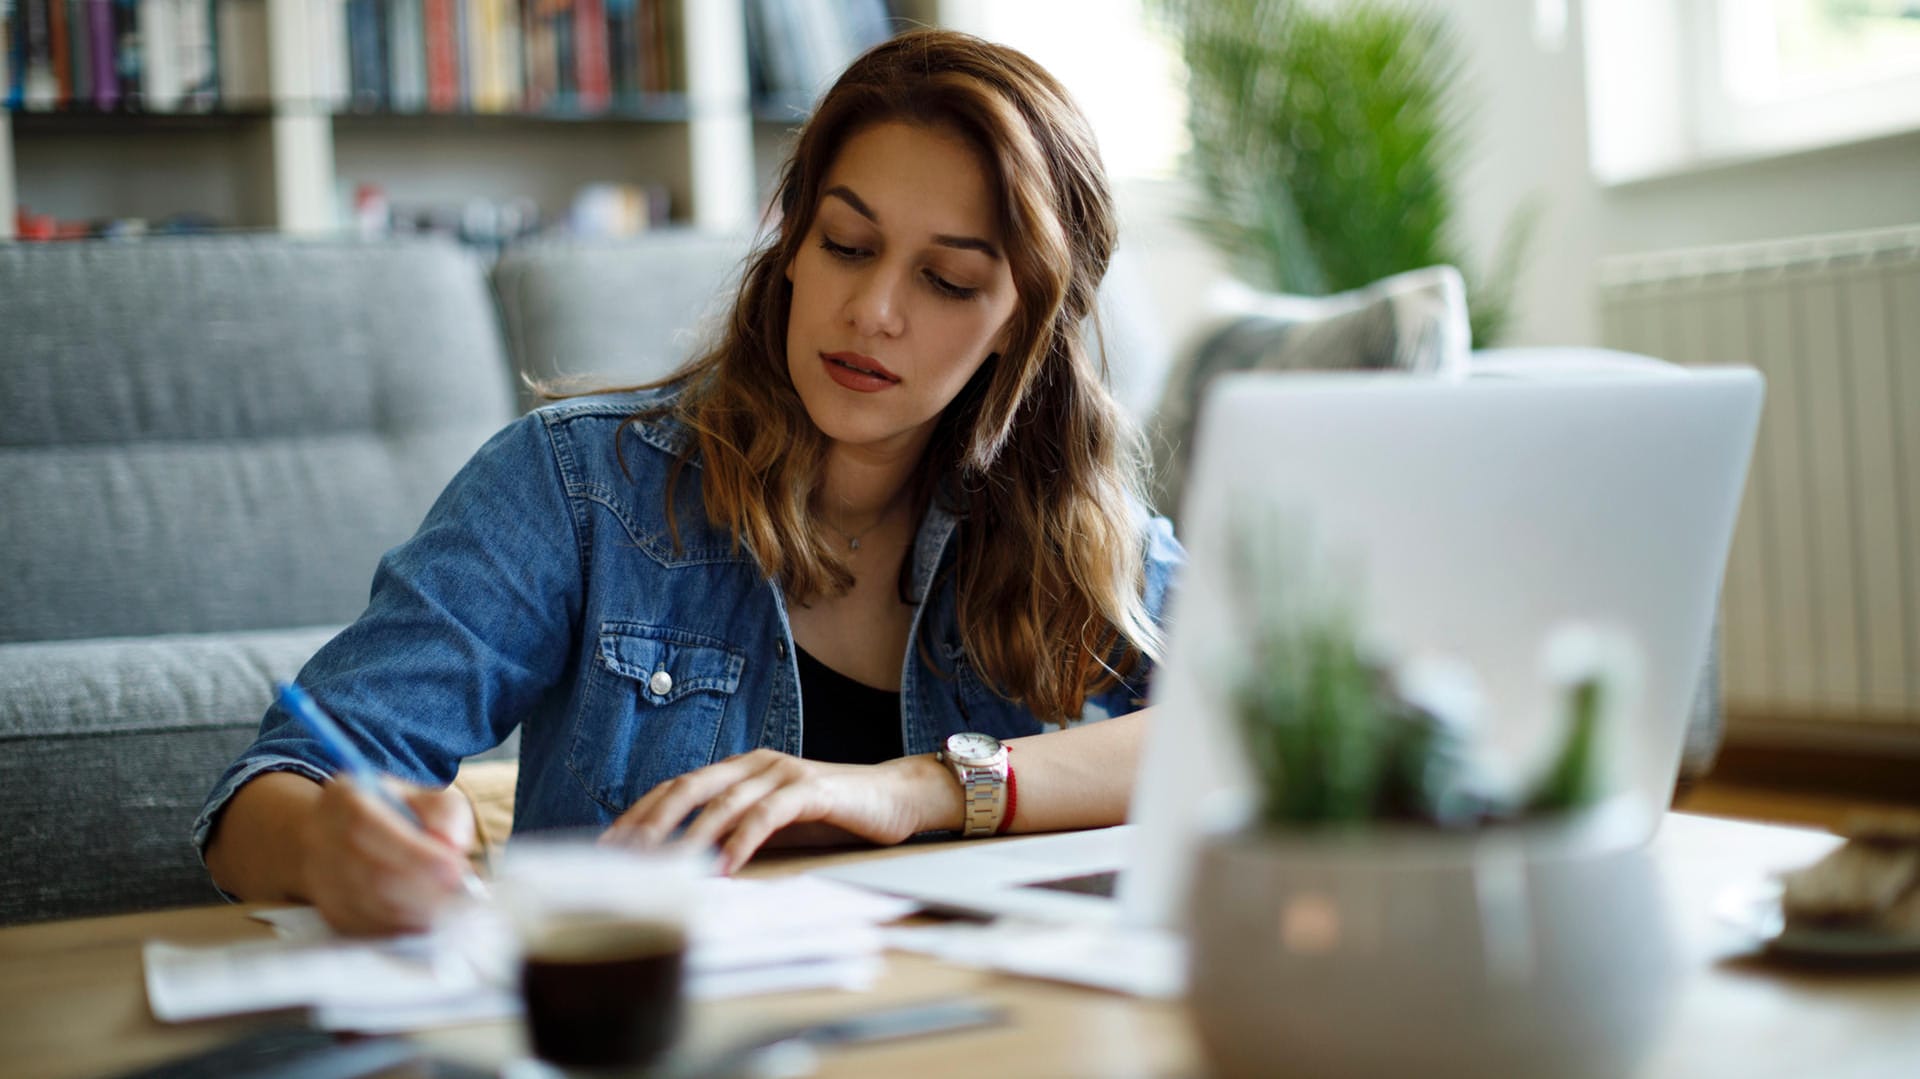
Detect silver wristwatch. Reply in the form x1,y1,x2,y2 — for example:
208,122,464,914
937,732,1010,837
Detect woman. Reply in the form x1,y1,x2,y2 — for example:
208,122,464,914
199,29,1183,936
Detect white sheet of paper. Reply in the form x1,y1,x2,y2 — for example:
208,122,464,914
142,936,480,1023
148,875,918,1031
688,955,885,1000
689,876,919,942
884,921,1187,999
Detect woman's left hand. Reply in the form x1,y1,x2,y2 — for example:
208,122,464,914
602,750,958,874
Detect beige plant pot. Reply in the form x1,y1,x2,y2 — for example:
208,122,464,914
1186,805,1674,1079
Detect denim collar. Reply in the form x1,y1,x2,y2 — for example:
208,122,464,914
628,400,963,602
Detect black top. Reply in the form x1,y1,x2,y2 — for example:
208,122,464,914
796,645,905,765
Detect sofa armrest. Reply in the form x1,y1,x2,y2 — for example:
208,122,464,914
0,628,339,925
0,627,342,742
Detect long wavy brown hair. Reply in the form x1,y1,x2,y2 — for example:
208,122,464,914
616,29,1161,723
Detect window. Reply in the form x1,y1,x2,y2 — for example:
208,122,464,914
1718,0,1920,101
940,0,1188,180
1585,0,1920,183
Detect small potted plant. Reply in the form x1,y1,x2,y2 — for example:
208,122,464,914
1184,513,1675,1079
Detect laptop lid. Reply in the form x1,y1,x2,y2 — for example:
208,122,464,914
1121,369,1765,928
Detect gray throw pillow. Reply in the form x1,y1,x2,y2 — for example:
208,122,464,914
1145,265,1472,521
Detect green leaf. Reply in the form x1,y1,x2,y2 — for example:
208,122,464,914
1528,678,1604,813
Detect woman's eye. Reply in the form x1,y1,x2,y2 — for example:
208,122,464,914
819,236,865,260
926,272,978,300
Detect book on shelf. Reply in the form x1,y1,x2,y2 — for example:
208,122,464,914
344,0,382,109
605,0,632,101
0,0,227,112
745,0,892,110
9,0,61,108
138,0,176,109
573,0,606,112
5,0,701,117
178,0,218,110
386,0,424,111
88,0,115,108
423,0,455,110
216,0,266,107
111,0,141,107
48,0,68,102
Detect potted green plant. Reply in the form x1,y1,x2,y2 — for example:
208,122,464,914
1155,0,1536,347
1184,512,1675,1079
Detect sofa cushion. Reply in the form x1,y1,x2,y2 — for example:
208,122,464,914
0,627,336,925
1145,265,1471,520
491,232,753,410
0,238,517,644
0,627,342,739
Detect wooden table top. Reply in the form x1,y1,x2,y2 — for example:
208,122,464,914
1,813,1914,1079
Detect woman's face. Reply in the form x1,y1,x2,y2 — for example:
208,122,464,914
785,121,1019,459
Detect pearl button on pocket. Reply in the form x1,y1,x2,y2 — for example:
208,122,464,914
649,670,673,696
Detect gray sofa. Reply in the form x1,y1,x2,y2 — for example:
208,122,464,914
0,235,745,926
0,234,1724,928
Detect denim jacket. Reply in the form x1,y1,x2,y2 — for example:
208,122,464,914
193,388,1184,853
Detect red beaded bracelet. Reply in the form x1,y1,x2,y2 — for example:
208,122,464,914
996,748,1017,835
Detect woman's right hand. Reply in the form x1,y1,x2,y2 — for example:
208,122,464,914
300,776,477,936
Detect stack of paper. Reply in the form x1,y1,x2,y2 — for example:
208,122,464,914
686,875,916,1000
144,876,918,1033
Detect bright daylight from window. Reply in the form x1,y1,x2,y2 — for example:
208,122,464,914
1721,0,1920,102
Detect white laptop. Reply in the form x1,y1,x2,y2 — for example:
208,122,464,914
817,368,1766,930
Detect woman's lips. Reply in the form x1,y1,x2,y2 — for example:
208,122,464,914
821,351,901,392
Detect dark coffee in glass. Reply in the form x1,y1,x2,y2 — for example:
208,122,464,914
520,916,687,1071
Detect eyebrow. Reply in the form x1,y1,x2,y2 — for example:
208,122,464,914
822,185,1002,260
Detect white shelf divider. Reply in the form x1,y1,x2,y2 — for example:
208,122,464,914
685,0,755,232
267,0,336,233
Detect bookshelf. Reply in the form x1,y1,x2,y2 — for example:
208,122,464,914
0,0,944,241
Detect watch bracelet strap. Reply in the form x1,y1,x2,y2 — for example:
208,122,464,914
960,763,1002,837
946,744,1011,838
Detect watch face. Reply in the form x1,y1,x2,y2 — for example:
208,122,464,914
945,731,1001,764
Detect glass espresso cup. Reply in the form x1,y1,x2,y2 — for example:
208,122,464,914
495,835,701,1074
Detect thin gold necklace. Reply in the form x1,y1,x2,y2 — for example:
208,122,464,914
821,499,896,552
822,516,881,551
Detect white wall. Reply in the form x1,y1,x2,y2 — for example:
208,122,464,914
1416,0,1601,346
1593,132,1920,259
1429,0,1920,348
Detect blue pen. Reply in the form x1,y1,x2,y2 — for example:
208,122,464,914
275,681,488,900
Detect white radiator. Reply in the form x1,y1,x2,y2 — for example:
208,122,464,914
1600,225,1920,730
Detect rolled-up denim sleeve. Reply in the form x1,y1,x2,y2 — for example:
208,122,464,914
193,412,585,868
1085,511,1186,721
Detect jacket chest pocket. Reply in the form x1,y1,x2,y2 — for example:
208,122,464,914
567,622,746,814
